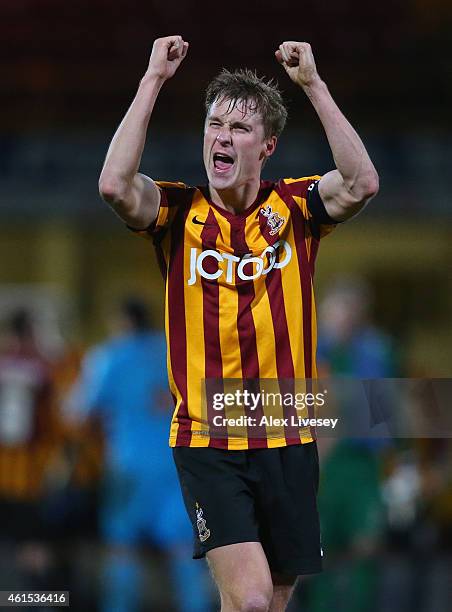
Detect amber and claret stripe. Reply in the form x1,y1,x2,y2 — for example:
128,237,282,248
131,176,335,450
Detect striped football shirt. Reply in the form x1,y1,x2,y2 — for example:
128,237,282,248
130,176,337,449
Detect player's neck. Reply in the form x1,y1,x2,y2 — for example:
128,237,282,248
209,180,261,214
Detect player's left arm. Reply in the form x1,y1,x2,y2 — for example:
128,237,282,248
276,41,379,222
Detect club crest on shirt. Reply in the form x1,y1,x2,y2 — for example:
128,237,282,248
195,502,211,542
260,205,286,236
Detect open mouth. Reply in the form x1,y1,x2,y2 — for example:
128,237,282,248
213,152,234,172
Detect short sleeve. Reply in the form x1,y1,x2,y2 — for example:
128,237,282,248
306,180,340,240
127,181,192,239
281,176,339,240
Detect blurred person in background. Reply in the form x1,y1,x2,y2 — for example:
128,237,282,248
317,277,396,379
64,296,211,612
307,280,451,612
379,437,451,612
302,277,396,612
0,308,62,591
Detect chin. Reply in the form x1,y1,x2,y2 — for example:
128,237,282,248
208,173,236,191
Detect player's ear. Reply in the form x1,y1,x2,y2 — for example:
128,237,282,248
264,136,277,158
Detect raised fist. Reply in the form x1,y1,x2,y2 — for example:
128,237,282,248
275,41,319,87
147,35,189,81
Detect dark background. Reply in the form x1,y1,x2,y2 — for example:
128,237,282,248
1,0,451,218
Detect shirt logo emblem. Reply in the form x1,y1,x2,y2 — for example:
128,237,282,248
192,215,206,225
260,205,285,236
195,503,211,542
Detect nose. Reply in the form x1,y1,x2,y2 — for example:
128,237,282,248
216,127,232,144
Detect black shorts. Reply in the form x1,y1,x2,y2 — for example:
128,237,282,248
173,442,322,576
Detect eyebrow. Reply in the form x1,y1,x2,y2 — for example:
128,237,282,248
208,115,252,129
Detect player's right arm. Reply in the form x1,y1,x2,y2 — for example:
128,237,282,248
98,35,189,229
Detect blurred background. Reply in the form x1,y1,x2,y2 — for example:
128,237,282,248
0,0,451,610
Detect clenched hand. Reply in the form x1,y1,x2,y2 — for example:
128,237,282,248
146,35,189,81
275,41,320,88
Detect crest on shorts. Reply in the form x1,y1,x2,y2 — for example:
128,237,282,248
260,205,285,236
195,502,211,542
